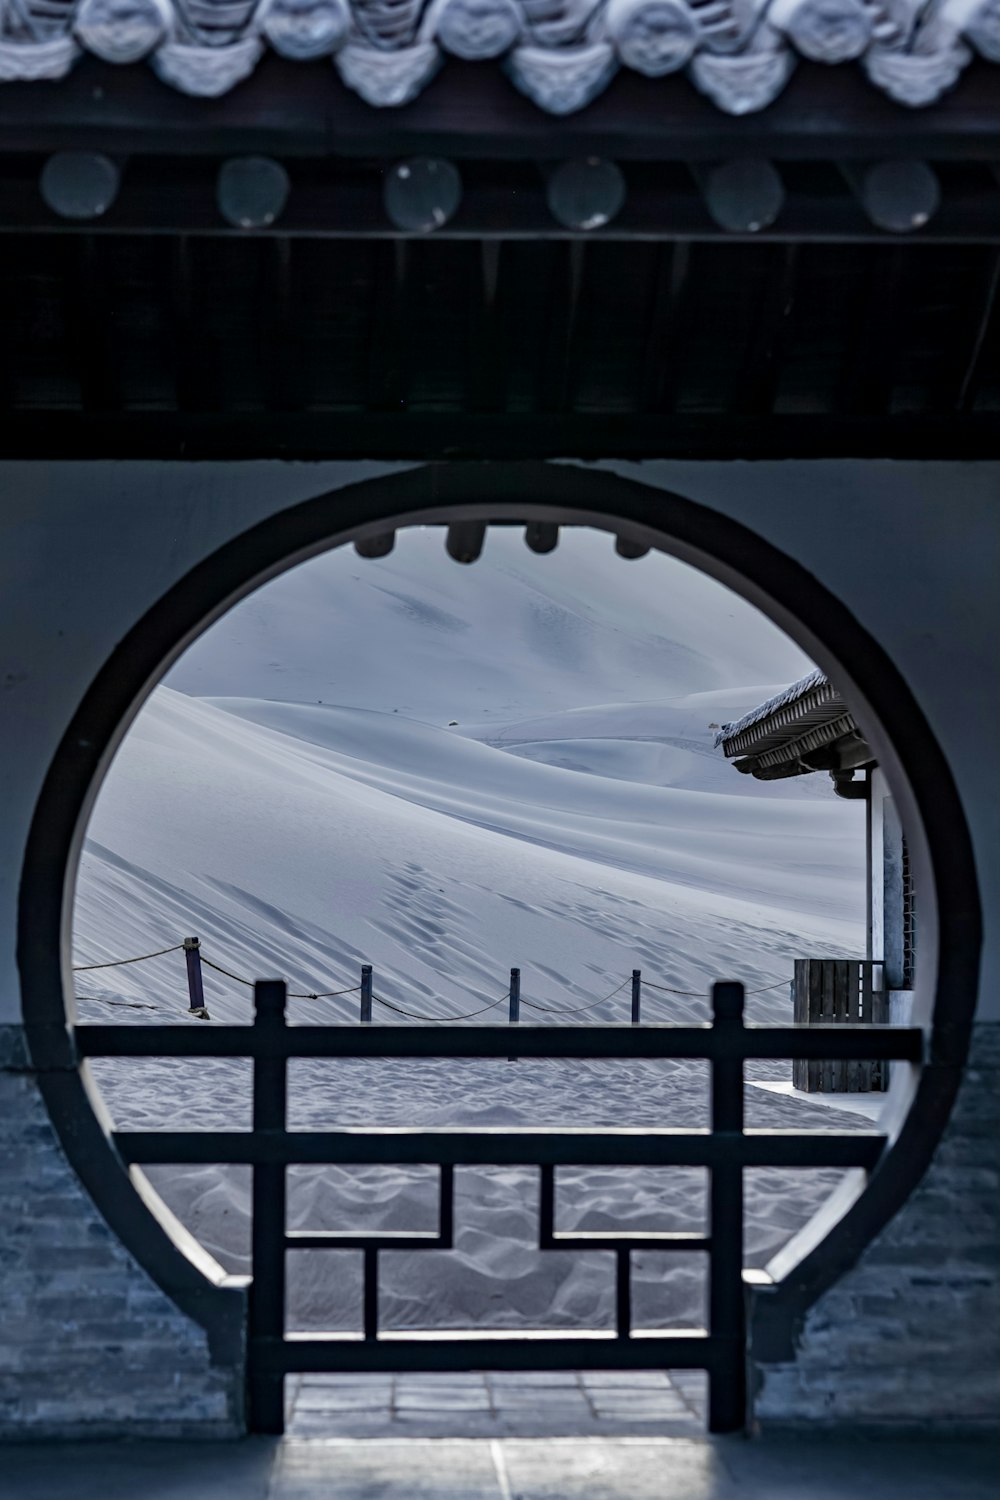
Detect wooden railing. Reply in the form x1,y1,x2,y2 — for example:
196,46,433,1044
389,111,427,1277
75,979,921,1435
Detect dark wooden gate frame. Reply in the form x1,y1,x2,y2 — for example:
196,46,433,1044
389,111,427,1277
76,979,922,1433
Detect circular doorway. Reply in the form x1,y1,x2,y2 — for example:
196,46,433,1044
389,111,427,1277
17,461,981,1395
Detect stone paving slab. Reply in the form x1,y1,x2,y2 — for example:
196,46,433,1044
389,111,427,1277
581,1371,674,1386
246,1435,1000,1500
0,1438,279,1500
276,1439,500,1500
2,1435,997,1500
497,1437,740,1499
286,1370,707,1439
395,1394,492,1408
488,1370,581,1385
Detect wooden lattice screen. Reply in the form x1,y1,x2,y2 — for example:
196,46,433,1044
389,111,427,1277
792,960,888,1094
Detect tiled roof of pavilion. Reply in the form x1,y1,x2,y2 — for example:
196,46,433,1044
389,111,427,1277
714,669,874,781
0,0,997,116
714,667,831,748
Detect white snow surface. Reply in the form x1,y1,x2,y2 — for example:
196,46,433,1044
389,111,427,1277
73,527,870,1340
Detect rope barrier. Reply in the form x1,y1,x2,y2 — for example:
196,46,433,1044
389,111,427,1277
289,986,362,1000
76,947,358,1002
643,976,788,997
199,956,255,988
72,944,185,972
73,938,790,1014
199,957,360,1000
81,995,159,1011
641,980,718,998
520,976,631,1017
372,991,511,1023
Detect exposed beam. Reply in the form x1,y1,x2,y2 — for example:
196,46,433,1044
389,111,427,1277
731,243,798,417
468,239,505,414
0,237,17,412
956,248,1000,412
837,246,907,417
540,240,586,415
1,160,998,242
367,238,410,412
65,235,120,413
261,236,301,414
169,235,216,412
639,242,692,415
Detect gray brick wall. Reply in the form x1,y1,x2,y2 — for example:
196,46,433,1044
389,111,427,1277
751,1022,1000,1430
0,1029,244,1439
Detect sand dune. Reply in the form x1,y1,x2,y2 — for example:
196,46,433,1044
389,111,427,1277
74,526,871,1339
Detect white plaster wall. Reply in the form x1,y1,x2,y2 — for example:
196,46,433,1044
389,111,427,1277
1,457,997,1437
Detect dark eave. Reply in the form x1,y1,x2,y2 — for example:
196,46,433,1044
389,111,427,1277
1,29,999,466
1,56,1000,162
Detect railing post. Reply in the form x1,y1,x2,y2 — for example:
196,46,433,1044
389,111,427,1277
248,979,288,1435
360,964,373,1024
708,980,747,1435
183,936,209,1019
631,969,641,1025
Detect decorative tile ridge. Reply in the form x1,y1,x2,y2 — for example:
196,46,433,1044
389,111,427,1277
0,0,995,112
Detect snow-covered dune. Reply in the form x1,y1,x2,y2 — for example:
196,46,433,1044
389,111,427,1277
75,688,862,1026
75,527,863,1018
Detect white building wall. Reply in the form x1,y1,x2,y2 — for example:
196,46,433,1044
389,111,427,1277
0,458,997,1435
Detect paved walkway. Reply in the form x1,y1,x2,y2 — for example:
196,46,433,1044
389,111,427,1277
287,1371,706,1438
1,1433,996,1500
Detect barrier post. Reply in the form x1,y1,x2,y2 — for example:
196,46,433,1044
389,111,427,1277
507,967,520,1063
360,965,373,1024
631,969,641,1025
183,936,209,1019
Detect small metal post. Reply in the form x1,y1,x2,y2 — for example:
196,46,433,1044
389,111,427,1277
509,968,520,1025
631,969,641,1025
708,980,747,1435
507,967,520,1064
183,936,209,1019
360,965,373,1025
